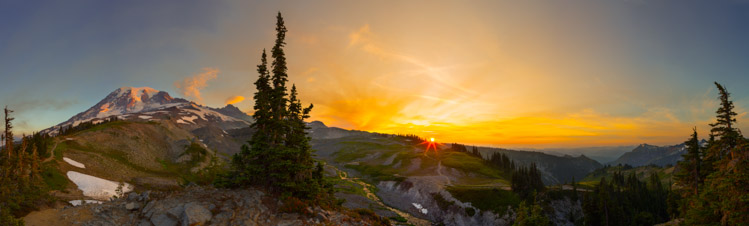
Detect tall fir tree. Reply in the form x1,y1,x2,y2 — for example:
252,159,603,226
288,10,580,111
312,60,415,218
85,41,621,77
675,128,702,196
270,11,289,145
4,106,14,158
225,12,327,200
680,82,749,225
709,82,739,159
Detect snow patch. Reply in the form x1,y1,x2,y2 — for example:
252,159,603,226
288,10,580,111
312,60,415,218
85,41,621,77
182,115,199,123
63,157,85,168
66,171,133,200
176,119,189,124
69,200,103,206
138,115,152,119
412,203,428,214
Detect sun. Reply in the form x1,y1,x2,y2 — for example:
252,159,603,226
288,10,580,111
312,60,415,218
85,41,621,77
430,137,435,142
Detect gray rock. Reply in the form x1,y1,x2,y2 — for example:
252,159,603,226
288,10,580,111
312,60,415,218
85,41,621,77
126,202,140,211
138,219,153,226
166,204,184,219
128,192,139,201
140,191,151,201
277,219,301,226
142,201,155,216
181,202,212,226
150,213,178,226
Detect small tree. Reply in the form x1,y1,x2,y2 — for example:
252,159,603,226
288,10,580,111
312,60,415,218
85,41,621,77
514,200,550,226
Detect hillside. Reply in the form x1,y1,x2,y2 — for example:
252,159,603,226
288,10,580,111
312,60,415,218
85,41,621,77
578,164,675,189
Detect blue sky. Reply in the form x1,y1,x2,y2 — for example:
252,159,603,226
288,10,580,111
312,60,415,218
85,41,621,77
1,0,748,147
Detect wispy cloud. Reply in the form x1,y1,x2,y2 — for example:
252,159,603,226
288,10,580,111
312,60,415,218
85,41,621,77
174,67,219,103
225,95,245,105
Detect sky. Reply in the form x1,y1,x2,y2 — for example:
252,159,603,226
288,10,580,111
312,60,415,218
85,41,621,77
1,0,748,148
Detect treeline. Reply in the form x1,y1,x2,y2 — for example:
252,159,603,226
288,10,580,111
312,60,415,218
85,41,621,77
511,163,546,200
450,143,481,157
582,171,669,225
0,107,51,225
57,115,120,136
672,82,748,225
395,134,425,144
449,143,545,200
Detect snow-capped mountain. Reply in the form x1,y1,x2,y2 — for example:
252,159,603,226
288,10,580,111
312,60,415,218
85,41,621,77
67,87,187,124
42,87,251,135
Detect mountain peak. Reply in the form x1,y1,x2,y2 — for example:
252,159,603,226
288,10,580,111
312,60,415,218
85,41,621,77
210,104,252,123
50,87,188,129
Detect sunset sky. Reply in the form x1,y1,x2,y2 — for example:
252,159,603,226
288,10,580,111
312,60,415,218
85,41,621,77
1,0,748,148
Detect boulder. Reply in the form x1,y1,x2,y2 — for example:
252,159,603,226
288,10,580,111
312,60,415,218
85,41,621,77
181,202,212,226
126,202,140,211
150,213,178,226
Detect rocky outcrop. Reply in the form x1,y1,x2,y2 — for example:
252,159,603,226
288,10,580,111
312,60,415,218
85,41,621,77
45,186,382,226
377,178,514,226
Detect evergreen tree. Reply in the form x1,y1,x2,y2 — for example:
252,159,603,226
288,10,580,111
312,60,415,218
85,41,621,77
709,82,739,159
0,107,48,223
269,11,289,144
4,106,14,158
230,49,272,186
224,12,328,200
678,82,749,225
675,128,702,196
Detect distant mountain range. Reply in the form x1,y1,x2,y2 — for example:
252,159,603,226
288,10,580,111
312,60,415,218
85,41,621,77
608,141,705,167
523,146,636,164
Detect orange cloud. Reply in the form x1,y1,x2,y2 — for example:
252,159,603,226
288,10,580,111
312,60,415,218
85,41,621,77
174,67,219,103
225,95,245,105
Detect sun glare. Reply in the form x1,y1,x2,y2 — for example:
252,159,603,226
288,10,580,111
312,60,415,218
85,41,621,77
430,137,435,142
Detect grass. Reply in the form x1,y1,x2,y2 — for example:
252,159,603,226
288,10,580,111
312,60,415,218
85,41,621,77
41,162,68,190
334,140,409,163
440,151,505,179
579,165,675,188
446,186,521,215
330,176,368,196
345,164,405,182
73,120,131,134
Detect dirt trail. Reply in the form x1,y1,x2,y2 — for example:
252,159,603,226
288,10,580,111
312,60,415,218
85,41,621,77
42,140,62,163
436,161,452,186
420,149,453,186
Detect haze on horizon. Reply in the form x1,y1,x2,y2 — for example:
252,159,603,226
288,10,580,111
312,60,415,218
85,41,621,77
1,0,748,148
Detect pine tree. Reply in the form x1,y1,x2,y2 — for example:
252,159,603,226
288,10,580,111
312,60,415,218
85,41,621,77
675,128,701,196
709,82,739,159
680,82,749,225
270,11,289,145
4,106,14,159
229,49,273,186
224,12,328,200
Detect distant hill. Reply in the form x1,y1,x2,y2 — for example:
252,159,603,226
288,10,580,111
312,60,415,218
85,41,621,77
579,164,675,189
608,141,704,167
477,147,603,185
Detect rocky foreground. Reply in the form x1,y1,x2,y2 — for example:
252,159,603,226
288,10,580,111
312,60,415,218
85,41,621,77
24,186,387,226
